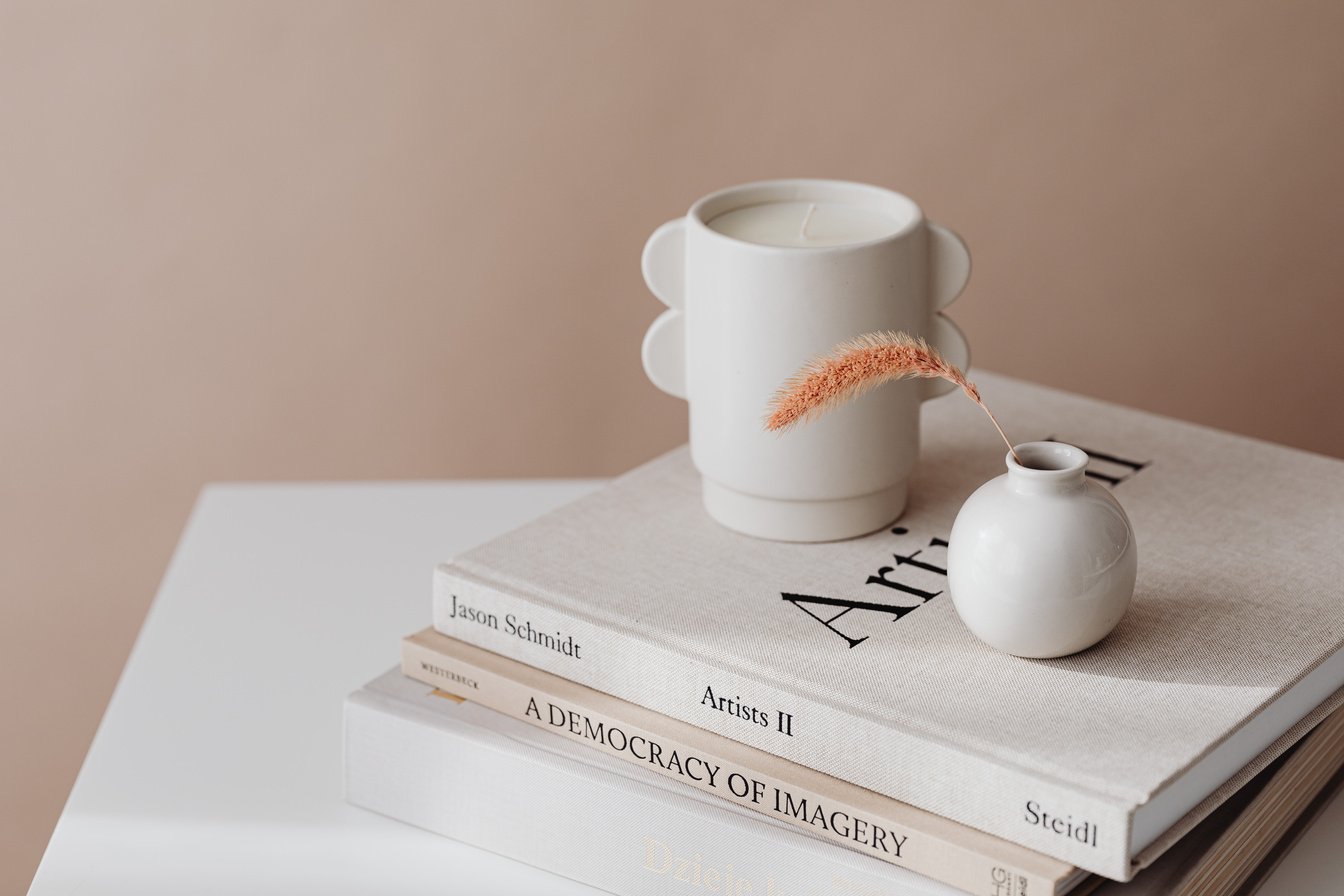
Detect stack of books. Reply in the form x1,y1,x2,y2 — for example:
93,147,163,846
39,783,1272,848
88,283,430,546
344,373,1344,895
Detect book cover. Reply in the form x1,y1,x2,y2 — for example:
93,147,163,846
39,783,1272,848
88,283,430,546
1095,708,1344,896
401,628,1080,896
344,669,1344,896
430,372,1344,878
346,669,976,896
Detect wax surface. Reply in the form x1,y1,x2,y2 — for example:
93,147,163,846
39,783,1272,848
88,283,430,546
706,200,905,248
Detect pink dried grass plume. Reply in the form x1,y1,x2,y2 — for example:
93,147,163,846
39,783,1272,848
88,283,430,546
765,331,1020,461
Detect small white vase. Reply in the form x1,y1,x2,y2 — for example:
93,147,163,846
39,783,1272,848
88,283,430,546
947,442,1137,658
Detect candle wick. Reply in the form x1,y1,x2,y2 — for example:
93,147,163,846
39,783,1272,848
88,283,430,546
800,203,816,240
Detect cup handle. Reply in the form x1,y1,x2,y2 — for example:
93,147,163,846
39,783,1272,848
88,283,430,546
641,219,688,399
922,314,971,401
928,222,971,311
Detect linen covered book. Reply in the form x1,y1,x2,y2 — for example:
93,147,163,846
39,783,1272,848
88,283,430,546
345,670,1007,896
401,628,1082,896
430,372,1344,879
344,669,1344,896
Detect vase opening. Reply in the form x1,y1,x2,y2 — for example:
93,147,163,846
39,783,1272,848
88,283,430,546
1007,442,1089,481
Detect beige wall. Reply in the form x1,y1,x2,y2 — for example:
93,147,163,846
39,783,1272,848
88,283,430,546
4,1,1343,888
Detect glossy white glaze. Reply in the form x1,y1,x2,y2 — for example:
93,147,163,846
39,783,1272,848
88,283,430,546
947,442,1137,658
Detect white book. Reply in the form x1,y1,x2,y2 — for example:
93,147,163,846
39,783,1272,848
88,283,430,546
347,670,979,896
400,629,1081,896
343,669,1344,896
429,372,1344,879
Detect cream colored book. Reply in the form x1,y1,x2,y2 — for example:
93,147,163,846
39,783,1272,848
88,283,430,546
401,629,1086,896
363,650,1344,896
429,372,1344,879
1091,706,1344,895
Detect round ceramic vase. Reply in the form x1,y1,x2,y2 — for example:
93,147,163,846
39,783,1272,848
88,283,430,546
947,442,1137,658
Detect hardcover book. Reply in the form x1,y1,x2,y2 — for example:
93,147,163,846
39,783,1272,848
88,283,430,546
429,372,1344,879
401,628,1083,896
344,669,1344,896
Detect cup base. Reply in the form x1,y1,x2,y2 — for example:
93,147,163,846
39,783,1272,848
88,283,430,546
702,479,908,543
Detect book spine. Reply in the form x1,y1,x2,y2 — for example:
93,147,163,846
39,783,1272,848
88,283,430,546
433,567,1135,879
345,684,967,896
402,635,1064,896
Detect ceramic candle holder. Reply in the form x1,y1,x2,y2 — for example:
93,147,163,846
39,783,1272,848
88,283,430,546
947,442,1138,658
641,179,972,542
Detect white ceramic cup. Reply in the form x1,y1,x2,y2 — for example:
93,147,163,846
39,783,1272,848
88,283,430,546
641,179,971,542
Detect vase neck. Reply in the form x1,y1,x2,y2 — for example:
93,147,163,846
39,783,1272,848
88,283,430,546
1005,442,1089,495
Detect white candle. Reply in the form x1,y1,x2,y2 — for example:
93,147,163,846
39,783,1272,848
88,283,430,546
706,200,904,248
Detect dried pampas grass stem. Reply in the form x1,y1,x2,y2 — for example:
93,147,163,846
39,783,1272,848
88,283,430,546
765,331,1020,463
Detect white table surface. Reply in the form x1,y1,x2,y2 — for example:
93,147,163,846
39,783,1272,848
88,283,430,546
29,481,1344,894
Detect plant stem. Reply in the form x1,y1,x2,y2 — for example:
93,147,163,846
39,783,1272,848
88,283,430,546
978,402,1022,464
